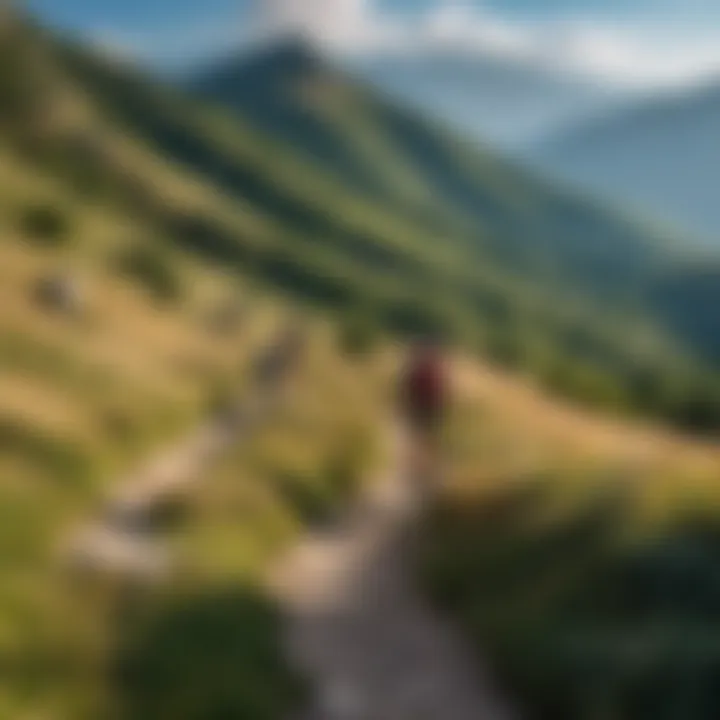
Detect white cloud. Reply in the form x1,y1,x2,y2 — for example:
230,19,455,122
253,0,720,88
419,2,532,56
534,21,720,87
255,0,377,48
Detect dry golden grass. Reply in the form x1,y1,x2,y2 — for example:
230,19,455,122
0,375,93,439
455,355,720,475
443,354,720,534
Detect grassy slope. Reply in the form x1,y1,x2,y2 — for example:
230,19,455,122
0,42,294,711
7,321,386,720
422,359,720,720
192,40,678,307
0,142,389,717
0,32,390,713
4,15,720,719
0,18,390,719
50,39,720,431
2,19,706,367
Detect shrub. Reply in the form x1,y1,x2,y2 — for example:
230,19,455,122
667,384,720,434
18,203,70,247
114,244,183,304
421,484,720,720
484,325,531,370
114,586,305,720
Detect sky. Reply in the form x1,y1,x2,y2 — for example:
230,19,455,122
23,0,720,87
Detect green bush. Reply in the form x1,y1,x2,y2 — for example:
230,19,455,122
666,383,720,434
113,244,183,304
484,325,532,370
18,203,70,247
273,470,334,527
421,486,720,720
113,586,305,720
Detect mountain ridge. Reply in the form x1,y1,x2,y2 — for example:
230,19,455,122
5,16,720,430
535,79,720,244
354,49,626,147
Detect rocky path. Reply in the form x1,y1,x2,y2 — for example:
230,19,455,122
64,338,516,720
64,338,296,579
270,431,516,720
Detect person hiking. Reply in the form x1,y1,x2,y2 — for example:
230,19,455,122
400,338,449,490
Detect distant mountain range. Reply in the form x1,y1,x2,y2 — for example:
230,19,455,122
535,81,720,244
4,14,720,428
353,51,626,148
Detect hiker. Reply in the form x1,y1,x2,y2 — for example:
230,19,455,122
400,337,449,488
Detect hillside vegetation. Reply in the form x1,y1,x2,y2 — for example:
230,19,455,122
0,144,276,715
421,360,720,720
0,14,716,432
3,10,720,718
0,136,388,716
0,14,382,718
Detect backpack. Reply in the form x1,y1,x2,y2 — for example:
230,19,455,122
406,354,445,412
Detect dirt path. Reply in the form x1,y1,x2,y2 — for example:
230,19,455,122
66,339,516,718
64,339,297,579
270,430,516,720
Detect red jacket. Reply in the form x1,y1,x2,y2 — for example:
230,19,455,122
404,353,446,414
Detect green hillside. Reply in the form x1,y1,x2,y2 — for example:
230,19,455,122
4,11,720,720
192,40,673,305
0,23,386,713
3,15,720,430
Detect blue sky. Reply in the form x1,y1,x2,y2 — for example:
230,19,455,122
26,0,244,33
24,0,707,23
25,0,718,29
24,0,720,85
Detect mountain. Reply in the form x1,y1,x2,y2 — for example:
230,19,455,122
535,81,720,243
353,51,625,148
8,14,720,720
188,39,669,305
3,18,720,431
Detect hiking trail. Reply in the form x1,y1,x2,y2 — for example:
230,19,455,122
63,338,295,578
64,338,516,719
269,428,516,720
